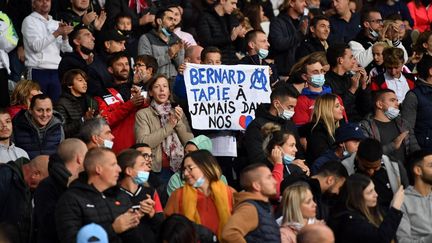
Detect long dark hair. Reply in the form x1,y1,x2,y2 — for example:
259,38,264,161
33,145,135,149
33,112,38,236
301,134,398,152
345,173,383,226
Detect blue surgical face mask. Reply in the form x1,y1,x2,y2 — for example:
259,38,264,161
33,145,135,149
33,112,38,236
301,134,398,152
161,27,172,37
384,106,400,120
283,154,295,165
369,29,379,40
193,176,205,188
342,150,351,158
103,139,114,149
310,74,325,87
258,48,269,59
133,171,150,185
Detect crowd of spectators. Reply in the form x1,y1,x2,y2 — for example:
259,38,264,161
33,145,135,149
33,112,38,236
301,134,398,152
1,0,432,242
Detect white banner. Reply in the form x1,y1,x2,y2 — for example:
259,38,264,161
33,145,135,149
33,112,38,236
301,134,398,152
184,63,271,130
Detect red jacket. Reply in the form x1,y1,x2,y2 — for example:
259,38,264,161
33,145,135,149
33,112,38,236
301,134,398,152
370,72,416,91
95,88,147,153
408,1,432,32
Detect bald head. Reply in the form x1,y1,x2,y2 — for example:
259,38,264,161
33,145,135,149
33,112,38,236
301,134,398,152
23,155,49,190
185,45,203,64
84,147,114,174
297,224,335,243
58,138,88,164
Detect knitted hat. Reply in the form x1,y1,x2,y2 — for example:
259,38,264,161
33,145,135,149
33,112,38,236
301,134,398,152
186,135,213,153
77,223,108,243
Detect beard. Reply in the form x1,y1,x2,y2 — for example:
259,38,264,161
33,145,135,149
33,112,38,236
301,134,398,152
113,71,129,82
0,136,10,141
421,173,432,185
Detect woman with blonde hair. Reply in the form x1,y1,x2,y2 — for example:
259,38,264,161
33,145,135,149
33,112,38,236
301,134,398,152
8,80,42,118
304,93,344,164
164,150,235,240
279,182,318,243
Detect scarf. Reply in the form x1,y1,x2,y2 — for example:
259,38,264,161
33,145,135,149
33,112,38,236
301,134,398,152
182,181,232,239
151,100,184,172
128,0,148,14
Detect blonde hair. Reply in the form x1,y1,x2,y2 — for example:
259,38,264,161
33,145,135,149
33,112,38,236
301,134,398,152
10,80,41,106
311,93,340,140
281,182,311,226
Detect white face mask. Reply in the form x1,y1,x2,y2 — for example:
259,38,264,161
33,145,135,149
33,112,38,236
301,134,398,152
103,139,114,149
384,106,400,120
280,110,295,120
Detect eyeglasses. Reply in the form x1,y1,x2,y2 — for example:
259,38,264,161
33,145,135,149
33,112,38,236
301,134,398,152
182,165,197,173
134,63,146,68
142,153,153,161
369,19,383,24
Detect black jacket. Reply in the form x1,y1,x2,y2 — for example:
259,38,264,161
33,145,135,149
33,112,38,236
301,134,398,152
295,36,326,60
55,173,143,243
0,158,32,243
34,154,70,243
196,8,239,64
13,110,64,159
87,52,114,97
104,0,154,35
242,104,303,169
303,121,335,165
58,51,89,82
325,70,372,121
55,92,98,138
329,207,402,243
269,12,307,76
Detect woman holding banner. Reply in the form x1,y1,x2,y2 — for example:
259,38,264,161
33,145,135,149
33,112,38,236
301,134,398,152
135,74,194,183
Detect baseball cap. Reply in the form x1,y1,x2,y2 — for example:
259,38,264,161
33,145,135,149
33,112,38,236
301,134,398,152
100,29,128,42
335,123,366,144
76,223,108,243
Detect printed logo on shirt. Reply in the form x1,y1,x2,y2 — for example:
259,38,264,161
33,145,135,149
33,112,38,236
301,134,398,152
103,94,119,105
86,204,95,208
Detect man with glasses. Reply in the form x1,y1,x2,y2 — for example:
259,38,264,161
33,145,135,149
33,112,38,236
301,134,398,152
349,9,409,68
342,138,409,211
131,143,169,206
133,55,158,89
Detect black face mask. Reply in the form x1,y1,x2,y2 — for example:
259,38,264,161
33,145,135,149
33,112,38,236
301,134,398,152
119,30,133,38
80,45,93,55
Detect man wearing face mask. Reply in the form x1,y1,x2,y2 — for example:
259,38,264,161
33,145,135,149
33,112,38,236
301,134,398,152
58,25,96,81
292,53,346,126
360,89,420,165
239,30,279,86
242,86,304,171
138,8,184,79
79,117,115,150
349,9,409,68
117,149,164,243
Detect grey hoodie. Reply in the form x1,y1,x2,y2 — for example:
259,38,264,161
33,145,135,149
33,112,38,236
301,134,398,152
396,186,432,243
